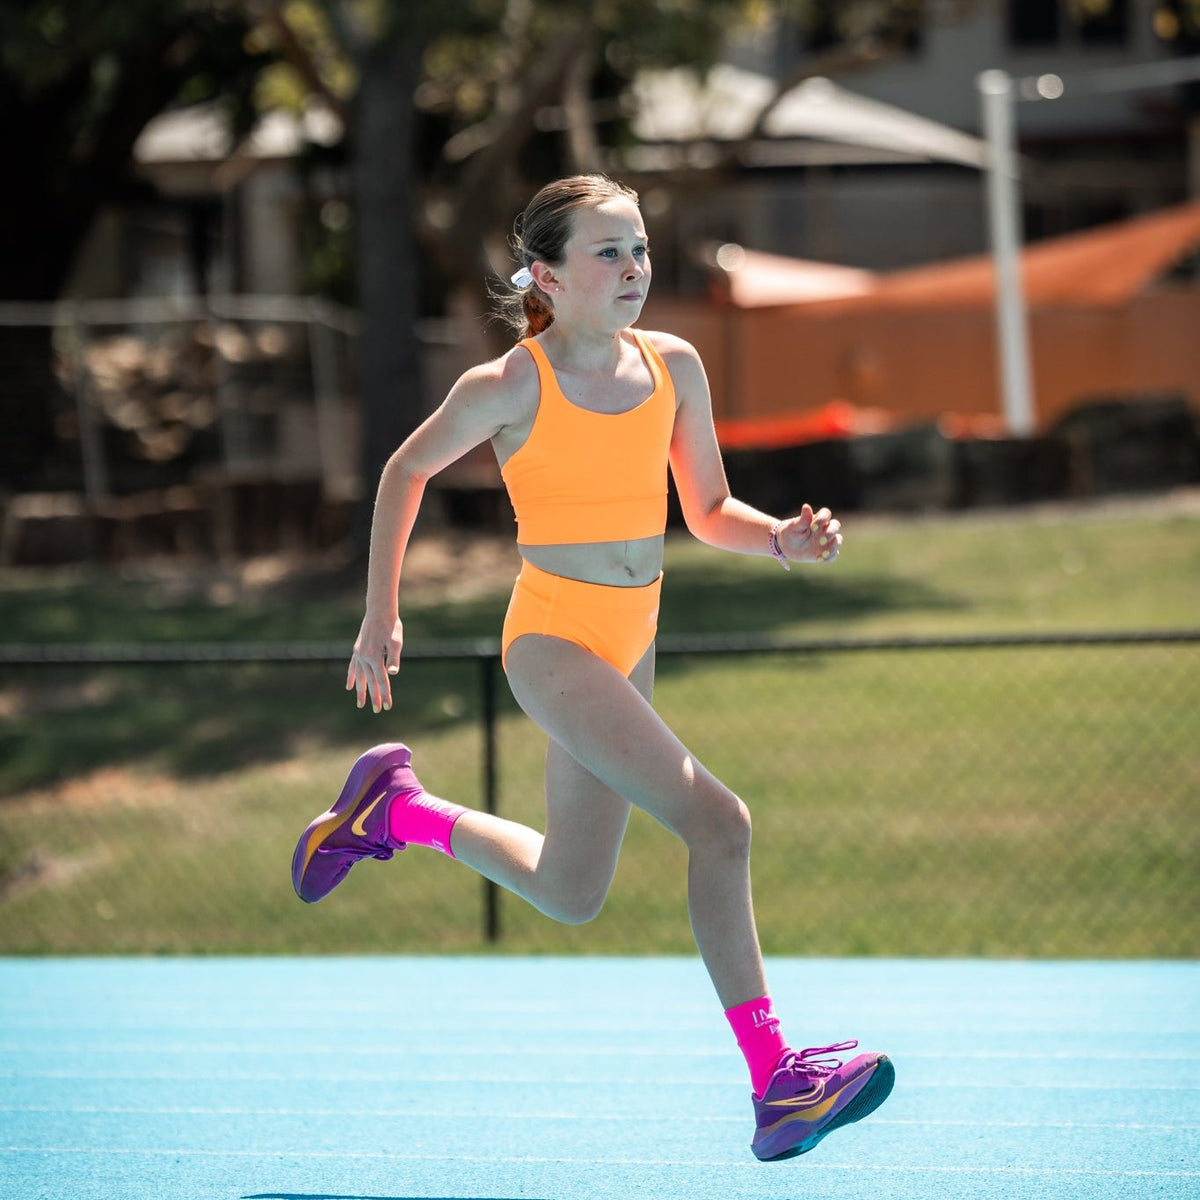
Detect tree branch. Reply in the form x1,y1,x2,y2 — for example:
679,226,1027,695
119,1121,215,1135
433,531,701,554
562,30,602,173
250,0,349,123
311,0,365,62
441,5,595,177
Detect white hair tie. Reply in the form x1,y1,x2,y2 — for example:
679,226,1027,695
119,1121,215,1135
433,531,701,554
510,267,534,288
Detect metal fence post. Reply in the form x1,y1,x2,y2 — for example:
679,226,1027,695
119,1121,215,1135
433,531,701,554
66,306,109,505
481,653,501,942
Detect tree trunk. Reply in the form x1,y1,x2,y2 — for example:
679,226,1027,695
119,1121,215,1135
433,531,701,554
0,328,66,492
0,71,93,492
349,32,426,553
0,20,225,494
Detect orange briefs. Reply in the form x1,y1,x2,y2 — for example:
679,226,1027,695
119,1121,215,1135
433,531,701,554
501,559,662,678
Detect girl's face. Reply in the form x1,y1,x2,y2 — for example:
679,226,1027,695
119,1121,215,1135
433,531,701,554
541,197,651,332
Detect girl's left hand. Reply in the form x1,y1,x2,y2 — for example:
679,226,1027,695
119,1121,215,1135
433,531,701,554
777,503,842,565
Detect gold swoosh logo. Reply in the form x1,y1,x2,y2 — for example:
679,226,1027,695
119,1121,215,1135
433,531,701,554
765,1079,830,1110
351,791,387,837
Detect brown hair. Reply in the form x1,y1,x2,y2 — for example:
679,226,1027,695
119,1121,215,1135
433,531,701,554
495,174,640,339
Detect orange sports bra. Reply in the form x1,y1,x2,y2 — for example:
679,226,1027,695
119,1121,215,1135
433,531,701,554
500,329,677,545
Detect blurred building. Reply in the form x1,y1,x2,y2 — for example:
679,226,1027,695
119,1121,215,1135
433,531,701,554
644,199,1200,429
629,0,1200,466
70,1,1197,304
629,0,1196,287
67,102,344,302
18,0,1194,561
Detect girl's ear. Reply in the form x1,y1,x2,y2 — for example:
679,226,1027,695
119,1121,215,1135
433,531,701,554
530,262,559,294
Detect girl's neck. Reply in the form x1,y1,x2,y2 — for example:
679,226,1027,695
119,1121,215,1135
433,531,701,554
538,322,628,374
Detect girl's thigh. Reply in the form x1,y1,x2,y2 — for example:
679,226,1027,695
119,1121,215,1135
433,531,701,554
535,642,655,893
505,634,726,843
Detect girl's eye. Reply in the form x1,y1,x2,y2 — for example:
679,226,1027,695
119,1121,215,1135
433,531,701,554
599,245,648,259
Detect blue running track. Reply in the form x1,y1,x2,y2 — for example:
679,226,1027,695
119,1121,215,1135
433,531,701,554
1,957,1196,1199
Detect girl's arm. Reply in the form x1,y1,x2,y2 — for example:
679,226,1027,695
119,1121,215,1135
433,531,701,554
658,332,842,567
349,358,529,713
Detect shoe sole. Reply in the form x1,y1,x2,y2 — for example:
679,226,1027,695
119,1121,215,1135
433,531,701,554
754,1054,895,1162
291,742,412,902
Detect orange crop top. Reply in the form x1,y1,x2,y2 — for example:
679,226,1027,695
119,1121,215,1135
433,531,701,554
500,329,677,545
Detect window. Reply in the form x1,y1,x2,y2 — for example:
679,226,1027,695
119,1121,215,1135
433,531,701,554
1009,0,1060,46
803,0,924,55
1008,0,1131,48
1078,0,1130,45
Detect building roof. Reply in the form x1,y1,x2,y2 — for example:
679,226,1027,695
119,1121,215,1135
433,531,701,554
877,198,1200,307
630,65,989,168
133,102,342,166
713,199,1200,310
707,244,877,307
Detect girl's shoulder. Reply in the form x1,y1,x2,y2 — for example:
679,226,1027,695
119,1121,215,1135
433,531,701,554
636,328,706,391
637,328,698,358
448,340,541,424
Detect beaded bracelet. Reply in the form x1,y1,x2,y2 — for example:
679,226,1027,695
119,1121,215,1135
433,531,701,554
768,522,791,571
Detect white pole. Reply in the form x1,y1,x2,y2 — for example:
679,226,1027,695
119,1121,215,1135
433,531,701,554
978,69,1035,436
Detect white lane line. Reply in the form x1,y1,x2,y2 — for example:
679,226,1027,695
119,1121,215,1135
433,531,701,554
0,1146,1197,1178
2,1043,1198,1062
1,1105,1196,1133
2,1069,1198,1090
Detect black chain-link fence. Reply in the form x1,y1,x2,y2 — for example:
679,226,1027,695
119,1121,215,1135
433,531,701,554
1,633,1196,957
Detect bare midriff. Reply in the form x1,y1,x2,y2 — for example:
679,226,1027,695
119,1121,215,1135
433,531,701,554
518,534,664,588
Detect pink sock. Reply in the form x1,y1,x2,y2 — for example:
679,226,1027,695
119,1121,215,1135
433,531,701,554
725,995,789,1098
386,785,466,858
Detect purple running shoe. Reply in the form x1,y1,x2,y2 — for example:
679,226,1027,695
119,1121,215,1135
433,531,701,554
291,743,420,903
750,1040,894,1161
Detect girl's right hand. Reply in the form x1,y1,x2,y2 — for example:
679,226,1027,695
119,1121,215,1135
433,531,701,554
347,613,404,713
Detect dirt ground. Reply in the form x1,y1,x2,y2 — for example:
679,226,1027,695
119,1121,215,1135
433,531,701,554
43,483,1200,610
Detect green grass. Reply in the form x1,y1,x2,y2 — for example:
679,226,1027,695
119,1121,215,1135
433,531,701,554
1,499,1198,956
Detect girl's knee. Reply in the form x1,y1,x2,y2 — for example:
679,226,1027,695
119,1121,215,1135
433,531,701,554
727,794,753,856
691,785,752,857
534,855,616,925
543,882,608,926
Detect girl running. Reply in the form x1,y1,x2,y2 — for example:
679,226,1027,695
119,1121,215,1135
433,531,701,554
291,173,893,1161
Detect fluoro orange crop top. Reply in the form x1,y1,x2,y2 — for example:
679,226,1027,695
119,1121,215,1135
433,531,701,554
500,329,677,545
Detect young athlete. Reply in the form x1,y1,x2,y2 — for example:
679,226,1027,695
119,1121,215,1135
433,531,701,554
291,174,894,1161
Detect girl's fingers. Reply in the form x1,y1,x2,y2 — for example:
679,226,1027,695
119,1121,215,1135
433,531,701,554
358,659,375,710
349,622,402,710
820,533,843,561
348,649,398,711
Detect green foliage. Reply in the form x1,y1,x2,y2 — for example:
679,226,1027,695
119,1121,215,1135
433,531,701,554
1,0,267,132
1156,0,1200,38
0,0,275,305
